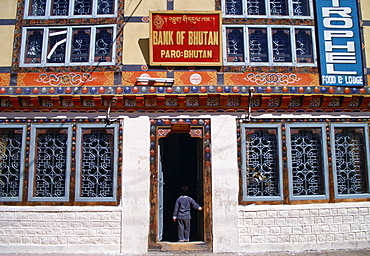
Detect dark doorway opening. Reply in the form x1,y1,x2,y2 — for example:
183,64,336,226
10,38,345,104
159,133,204,242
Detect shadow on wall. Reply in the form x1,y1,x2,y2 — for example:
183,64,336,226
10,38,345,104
138,38,150,64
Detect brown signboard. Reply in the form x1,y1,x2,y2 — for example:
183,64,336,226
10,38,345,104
150,11,222,66
171,124,191,133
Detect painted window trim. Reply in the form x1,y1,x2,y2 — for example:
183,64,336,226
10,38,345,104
241,123,284,201
222,0,314,19
330,123,370,199
75,123,119,202
28,123,72,202
223,25,317,67
24,0,118,19
0,124,27,202
20,25,117,67
286,123,329,201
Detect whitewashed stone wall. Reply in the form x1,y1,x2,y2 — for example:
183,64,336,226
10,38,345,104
0,206,122,254
0,117,151,255
1,116,369,254
238,202,370,252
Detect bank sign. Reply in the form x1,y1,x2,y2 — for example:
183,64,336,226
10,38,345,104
316,0,364,86
150,11,222,66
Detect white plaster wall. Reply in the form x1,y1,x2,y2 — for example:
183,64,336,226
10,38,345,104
238,202,370,252
210,115,240,253
121,116,151,254
0,206,122,254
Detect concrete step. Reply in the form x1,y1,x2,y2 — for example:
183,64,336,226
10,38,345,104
156,241,210,252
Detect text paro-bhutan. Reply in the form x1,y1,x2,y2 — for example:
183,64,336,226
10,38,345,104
152,31,219,45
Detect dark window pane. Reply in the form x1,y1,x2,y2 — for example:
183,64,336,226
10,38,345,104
270,0,288,16
226,27,245,62
51,0,69,16
272,29,291,62
47,29,67,63
97,0,114,14
74,0,92,15
25,29,44,64
225,0,243,15
247,0,266,15
94,28,113,62
71,28,91,62
29,0,46,16
293,0,310,16
295,29,313,63
249,28,268,62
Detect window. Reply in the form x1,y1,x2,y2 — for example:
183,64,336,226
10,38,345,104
24,0,117,18
75,124,118,202
21,25,116,66
330,124,370,199
0,122,120,204
240,122,370,203
223,0,313,18
28,124,72,201
224,25,316,66
0,125,27,202
241,124,283,201
286,123,329,200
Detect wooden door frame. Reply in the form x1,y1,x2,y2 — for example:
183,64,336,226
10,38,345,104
148,118,213,251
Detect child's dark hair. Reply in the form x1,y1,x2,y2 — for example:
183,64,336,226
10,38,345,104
180,186,190,195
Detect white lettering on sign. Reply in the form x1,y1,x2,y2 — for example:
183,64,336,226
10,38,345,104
322,0,358,75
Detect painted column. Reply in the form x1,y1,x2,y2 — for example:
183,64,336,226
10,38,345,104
121,116,151,254
211,115,240,252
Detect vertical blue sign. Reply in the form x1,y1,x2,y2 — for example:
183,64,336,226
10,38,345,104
316,0,364,86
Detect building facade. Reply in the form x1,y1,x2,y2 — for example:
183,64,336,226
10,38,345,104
0,0,370,254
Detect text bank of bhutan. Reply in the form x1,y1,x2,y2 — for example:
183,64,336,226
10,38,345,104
152,31,219,46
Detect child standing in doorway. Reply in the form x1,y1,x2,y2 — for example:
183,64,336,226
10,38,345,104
173,186,202,242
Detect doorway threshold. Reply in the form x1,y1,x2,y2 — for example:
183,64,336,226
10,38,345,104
157,241,210,252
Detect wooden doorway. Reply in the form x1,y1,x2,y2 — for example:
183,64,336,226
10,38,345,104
149,119,212,251
158,133,203,242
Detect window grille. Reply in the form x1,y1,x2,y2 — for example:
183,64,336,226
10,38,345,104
249,28,268,62
224,25,316,66
0,122,120,204
295,29,314,63
247,0,266,15
331,124,370,198
75,124,118,202
28,124,72,201
25,0,116,18
286,124,329,200
225,0,243,15
0,125,26,202
225,27,245,63
21,25,116,67
241,124,283,201
272,29,291,62
292,0,310,16
270,0,288,16
223,0,312,18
